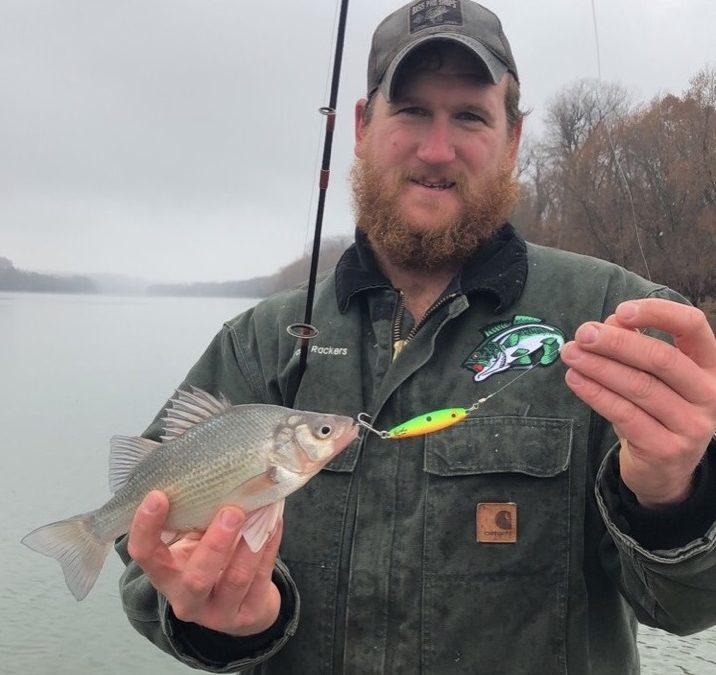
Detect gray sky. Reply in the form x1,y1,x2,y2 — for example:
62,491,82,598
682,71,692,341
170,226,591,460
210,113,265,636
1,0,714,283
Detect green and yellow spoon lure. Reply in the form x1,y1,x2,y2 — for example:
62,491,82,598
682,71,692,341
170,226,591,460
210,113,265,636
356,364,537,440
358,402,484,440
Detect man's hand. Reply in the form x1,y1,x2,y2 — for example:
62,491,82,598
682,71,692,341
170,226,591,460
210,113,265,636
560,298,716,508
127,491,282,636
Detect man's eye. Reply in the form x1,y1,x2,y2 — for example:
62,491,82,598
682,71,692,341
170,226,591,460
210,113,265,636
457,112,485,123
399,106,428,117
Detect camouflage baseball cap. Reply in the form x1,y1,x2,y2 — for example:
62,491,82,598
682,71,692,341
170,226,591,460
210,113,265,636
367,0,519,101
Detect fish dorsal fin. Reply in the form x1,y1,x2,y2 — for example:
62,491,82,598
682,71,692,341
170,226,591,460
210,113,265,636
512,315,542,325
160,386,232,442
482,321,511,338
109,435,161,493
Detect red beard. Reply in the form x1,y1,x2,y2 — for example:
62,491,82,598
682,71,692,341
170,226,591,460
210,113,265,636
351,155,520,272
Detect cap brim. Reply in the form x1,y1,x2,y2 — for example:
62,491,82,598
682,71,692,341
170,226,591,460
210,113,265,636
378,35,508,102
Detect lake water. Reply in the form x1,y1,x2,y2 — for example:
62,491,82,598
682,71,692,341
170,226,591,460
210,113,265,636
1,292,714,675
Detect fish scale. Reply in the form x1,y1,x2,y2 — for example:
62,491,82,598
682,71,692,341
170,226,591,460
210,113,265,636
94,410,309,537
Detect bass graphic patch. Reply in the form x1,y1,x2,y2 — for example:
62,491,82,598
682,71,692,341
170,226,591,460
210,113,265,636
462,315,565,382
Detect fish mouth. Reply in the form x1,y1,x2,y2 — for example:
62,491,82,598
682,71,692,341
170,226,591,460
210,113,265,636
328,419,359,457
338,419,360,446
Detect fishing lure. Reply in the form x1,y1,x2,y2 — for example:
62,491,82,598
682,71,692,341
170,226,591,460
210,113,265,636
358,400,485,440
357,365,536,440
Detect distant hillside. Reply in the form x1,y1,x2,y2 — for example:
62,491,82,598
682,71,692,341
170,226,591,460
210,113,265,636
147,236,352,298
0,257,97,293
1,236,354,298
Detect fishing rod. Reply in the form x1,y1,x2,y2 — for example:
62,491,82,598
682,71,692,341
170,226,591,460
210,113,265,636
286,0,351,405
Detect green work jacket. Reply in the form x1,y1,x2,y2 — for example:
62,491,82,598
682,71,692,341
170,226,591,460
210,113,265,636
117,227,716,674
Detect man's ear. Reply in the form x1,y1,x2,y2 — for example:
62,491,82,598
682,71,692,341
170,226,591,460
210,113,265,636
507,117,523,165
354,98,368,157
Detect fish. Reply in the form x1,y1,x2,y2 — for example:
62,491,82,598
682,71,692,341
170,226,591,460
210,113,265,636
462,315,566,382
22,387,358,601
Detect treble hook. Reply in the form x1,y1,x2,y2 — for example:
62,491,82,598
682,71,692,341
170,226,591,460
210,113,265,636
356,412,389,439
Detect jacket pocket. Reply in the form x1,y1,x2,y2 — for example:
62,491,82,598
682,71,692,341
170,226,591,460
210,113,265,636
422,415,572,675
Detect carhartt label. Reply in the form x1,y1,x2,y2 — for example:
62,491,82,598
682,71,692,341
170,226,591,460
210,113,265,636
476,502,517,543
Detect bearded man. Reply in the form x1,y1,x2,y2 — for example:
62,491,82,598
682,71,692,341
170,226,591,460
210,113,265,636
118,2,716,674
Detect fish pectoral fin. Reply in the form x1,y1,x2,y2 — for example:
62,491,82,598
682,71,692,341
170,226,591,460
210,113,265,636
235,467,292,501
241,500,285,553
268,464,307,483
109,436,161,493
511,347,531,358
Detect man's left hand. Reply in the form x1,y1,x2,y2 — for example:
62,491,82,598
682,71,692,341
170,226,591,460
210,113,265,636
561,298,716,508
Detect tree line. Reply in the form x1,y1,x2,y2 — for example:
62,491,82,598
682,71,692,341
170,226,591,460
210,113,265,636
512,66,715,306
147,237,352,297
0,256,97,293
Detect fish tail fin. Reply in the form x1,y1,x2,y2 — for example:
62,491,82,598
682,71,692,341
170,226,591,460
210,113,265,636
21,514,111,601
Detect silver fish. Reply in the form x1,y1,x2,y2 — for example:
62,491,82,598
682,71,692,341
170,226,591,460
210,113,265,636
22,387,358,601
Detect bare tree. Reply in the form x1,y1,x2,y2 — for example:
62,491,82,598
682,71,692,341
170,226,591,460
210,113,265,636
515,70,715,305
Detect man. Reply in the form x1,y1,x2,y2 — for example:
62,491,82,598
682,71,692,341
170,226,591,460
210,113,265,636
117,1,716,673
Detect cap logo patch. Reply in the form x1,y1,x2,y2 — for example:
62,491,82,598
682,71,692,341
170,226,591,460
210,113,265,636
462,315,566,383
410,0,463,33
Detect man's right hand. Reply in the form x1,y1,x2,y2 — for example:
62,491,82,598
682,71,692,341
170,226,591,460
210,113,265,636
127,490,283,636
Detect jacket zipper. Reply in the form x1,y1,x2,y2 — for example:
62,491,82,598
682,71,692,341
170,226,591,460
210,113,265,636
392,290,459,360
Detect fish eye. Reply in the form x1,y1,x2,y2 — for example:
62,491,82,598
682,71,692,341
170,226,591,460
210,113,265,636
318,425,333,437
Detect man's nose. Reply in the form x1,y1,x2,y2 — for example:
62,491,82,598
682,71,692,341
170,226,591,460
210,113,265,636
416,118,456,165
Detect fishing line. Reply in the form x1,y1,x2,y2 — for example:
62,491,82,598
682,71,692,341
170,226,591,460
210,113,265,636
589,0,651,281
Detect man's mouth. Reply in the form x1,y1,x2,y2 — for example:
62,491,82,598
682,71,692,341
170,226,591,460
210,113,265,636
410,178,456,190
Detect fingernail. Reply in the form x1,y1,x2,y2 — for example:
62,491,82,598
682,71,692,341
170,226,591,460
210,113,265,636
144,493,161,514
565,369,585,386
576,323,599,344
617,302,638,320
560,342,581,361
220,509,241,529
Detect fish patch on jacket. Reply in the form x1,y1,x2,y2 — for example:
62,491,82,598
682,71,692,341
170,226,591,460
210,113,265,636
462,315,566,382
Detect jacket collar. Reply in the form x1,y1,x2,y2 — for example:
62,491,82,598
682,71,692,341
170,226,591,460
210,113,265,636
334,223,528,314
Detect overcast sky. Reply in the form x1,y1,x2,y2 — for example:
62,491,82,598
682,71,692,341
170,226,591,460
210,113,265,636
1,0,714,283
